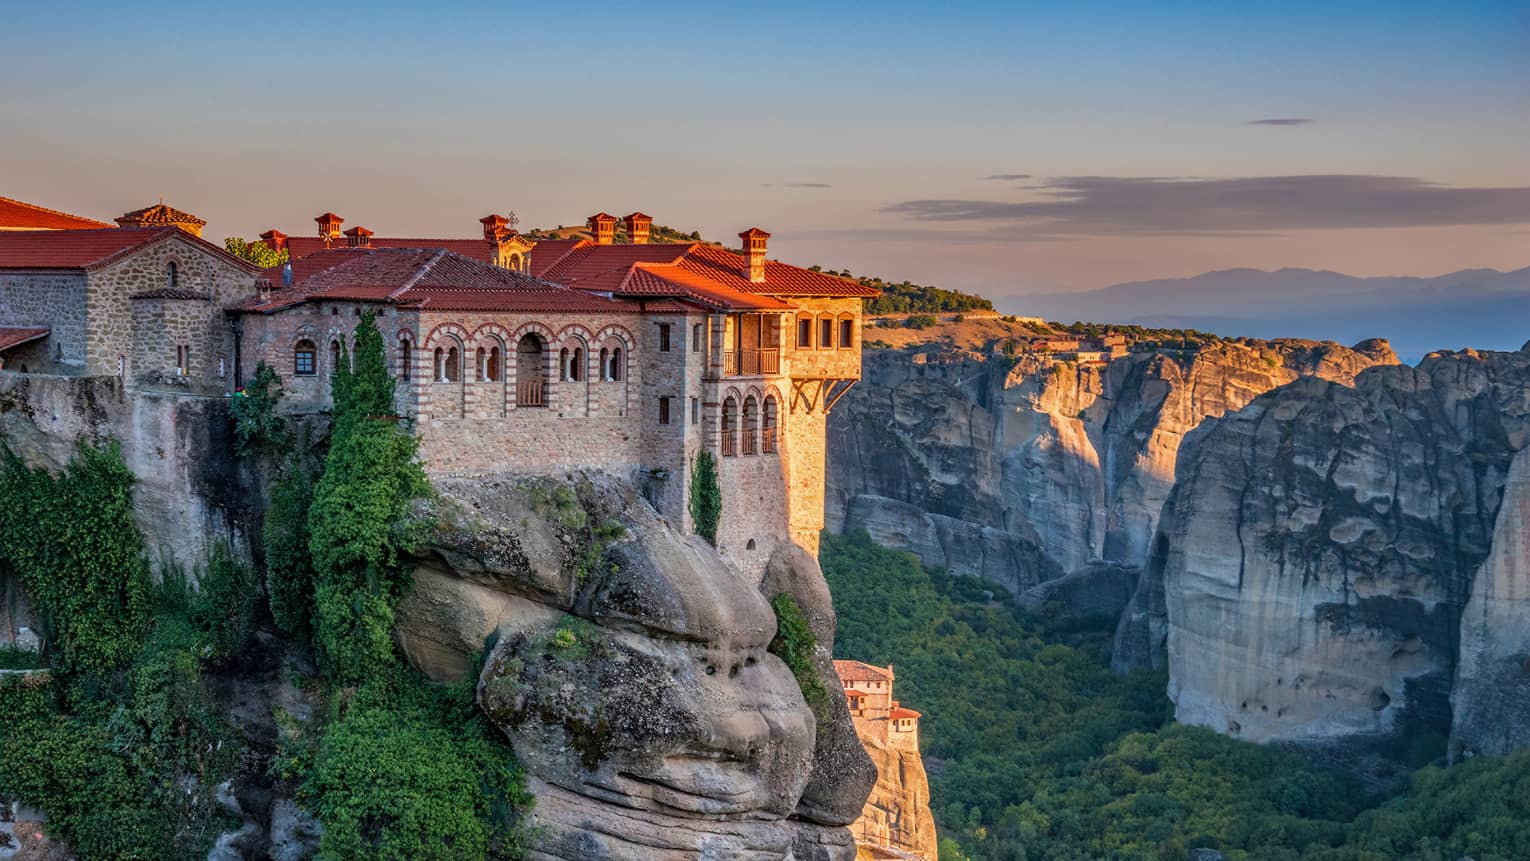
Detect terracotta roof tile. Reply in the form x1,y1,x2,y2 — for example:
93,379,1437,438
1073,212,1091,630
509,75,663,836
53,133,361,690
833,660,893,683
116,202,207,228
0,327,50,352
0,227,260,273
890,706,921,721
0,196,110,231
272,236,503,264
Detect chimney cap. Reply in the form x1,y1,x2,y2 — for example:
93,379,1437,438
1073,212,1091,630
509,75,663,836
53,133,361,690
315,212,343,224
480,213,509,227
624,211,653,222
739,227,771,240
342,225,373,237
588,212,617,224
259,228,287,241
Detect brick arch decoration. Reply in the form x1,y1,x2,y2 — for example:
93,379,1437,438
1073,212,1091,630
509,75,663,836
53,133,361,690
422,322,469,351
508,321,556,345
743,384,765,402
471,323,512,349
290,324,323,347
395,327,417,344
554,323,595,347
722,384,746,405
593,324,636,351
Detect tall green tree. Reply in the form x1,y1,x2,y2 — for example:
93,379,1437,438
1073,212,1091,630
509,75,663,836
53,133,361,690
307,311,427,681
689,451,721,545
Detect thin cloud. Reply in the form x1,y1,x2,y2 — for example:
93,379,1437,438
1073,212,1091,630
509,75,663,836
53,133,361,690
1247,118,1313,126
882,175,1530,237
783,182,832,188
984,173,1032,181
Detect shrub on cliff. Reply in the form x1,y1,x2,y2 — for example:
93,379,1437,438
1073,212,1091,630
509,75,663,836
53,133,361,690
230,361,287,455
689,450,721,545
265,463,317,637
767,593,832,721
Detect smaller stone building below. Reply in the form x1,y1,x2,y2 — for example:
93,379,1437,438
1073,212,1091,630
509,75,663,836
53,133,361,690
834,660,936,860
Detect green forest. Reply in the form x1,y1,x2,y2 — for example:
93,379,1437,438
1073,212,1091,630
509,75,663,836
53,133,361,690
821,531,1530,861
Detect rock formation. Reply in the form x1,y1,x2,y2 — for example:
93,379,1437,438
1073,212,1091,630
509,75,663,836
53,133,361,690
396,472,877,861
826,339,1395,591
1114,347,1530,759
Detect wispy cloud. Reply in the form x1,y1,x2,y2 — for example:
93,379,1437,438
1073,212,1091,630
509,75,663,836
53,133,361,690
765,181,832,188
984,173,1032,181
882,175,1530,237
1247,118,1313,126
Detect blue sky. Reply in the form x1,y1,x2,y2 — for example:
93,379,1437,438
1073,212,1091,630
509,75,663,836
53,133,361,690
3,1,1527,300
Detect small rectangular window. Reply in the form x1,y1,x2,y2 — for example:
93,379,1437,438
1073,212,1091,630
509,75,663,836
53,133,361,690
839,319,854,348
797,318,812,349
658,396,672,425
659,323,672,352
692,323,703,352
690,396,700,425
819,318,833,348
295,349,316,376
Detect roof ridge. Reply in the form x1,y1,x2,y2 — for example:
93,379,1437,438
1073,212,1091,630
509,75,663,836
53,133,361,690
391,248,449,299
0,195,110,227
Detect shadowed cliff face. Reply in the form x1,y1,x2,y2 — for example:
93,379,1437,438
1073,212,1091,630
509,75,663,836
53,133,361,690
1114,348,1530,761
395,473,876,861
826,339,1395,592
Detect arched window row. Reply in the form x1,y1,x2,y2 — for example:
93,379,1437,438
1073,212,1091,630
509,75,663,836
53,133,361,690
720,393,780,458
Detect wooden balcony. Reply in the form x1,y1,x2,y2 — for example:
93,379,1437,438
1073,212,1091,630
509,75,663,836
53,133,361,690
516,379,545,407
721,431,737,457
723,348,780,377
761,428,777,454
741,431,758,455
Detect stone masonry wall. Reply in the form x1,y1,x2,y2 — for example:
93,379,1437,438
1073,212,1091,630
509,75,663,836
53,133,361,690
86,234,255,385
0,271,87,373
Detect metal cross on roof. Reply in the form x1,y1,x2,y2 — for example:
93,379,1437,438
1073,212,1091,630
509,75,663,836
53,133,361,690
506,210,519,231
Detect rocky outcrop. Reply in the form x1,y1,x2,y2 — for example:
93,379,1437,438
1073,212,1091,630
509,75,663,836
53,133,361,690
849,738,937,861
1115,348,1530,757
827,339,1395,591
396,472,876,861
1451,445,1530,758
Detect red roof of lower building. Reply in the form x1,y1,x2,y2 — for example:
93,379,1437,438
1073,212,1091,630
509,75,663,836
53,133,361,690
833,660,894,684
0,327,50,352
890,706,921,721
270,236,505,264
0,227,260,273
0,196,111,231
235,248,659,315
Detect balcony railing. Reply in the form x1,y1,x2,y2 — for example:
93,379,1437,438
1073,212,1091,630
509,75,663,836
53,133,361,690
721,431,737,457
761,428,777,454
741,430,758,455
516,379,546,407
722,348,780,376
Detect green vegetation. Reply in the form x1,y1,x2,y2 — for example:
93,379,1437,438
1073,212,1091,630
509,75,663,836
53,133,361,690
904,313,939,330
831,270,993,314
1057,320,1228,351
688,450,721,545
307,312,429,681
823,530,1530,861
223,236,290,269
230,361,287,455
767,593,832,721
306,667,531,861
264,463,317,637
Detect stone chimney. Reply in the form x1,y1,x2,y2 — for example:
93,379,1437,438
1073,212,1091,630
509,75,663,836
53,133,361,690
343,225,373,248
588,212,617,246
739,228,769,283
315,212,344,241
258,229,288,252
480,214,510,242
623,212,653,245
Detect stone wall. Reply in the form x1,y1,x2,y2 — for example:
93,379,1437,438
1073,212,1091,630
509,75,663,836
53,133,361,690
85,233,255,384
0,271,87,373
130,295,230,388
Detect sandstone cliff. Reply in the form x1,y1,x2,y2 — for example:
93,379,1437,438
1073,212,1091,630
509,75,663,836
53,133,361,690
848,734,937,860
826,339,1395,592
395,472,878,861
1113,347,1530,760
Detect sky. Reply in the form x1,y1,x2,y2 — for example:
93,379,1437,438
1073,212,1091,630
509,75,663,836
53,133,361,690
3,0,1528,306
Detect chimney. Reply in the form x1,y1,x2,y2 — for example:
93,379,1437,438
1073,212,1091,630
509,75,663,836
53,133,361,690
587,212,617,246
281,261,293,288
258,229,288,252
623,212,653,245
343,225,373,248
739,227,769,283
315,212,343,241
480,213,510,242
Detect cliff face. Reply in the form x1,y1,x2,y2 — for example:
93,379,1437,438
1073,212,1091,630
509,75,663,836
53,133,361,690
848,734,937,861
1114,348,1530,757
826,339,1395,591
396,472,877,861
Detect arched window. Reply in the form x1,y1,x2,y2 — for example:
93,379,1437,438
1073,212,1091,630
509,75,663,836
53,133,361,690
762,395,778,453
166,261,178,289
445,346,461,382
399,338,412,381
559,347,571,381
433,347,445,382
742,395,759,455
517,333,546,406
599,348,609,380
508,253,523,271
331,340,342,372
838,315,855,348
294,340,317,376
818,315,834,348
487,346,502,382
475,347,486,382
610,348,622,381
796,314,814,349
721,396,738,457
572,347,583,382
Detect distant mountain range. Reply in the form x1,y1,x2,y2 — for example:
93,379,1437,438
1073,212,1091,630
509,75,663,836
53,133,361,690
1011,265,1530,363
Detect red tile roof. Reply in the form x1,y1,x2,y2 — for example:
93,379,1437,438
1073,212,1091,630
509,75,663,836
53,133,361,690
844,689,869,699
0,227,261,273
834,660,894,683
890,706,921,721
0,196,110,231
0,327,50,352
236,248,654,315
116,202,206,229
270,236,504,264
